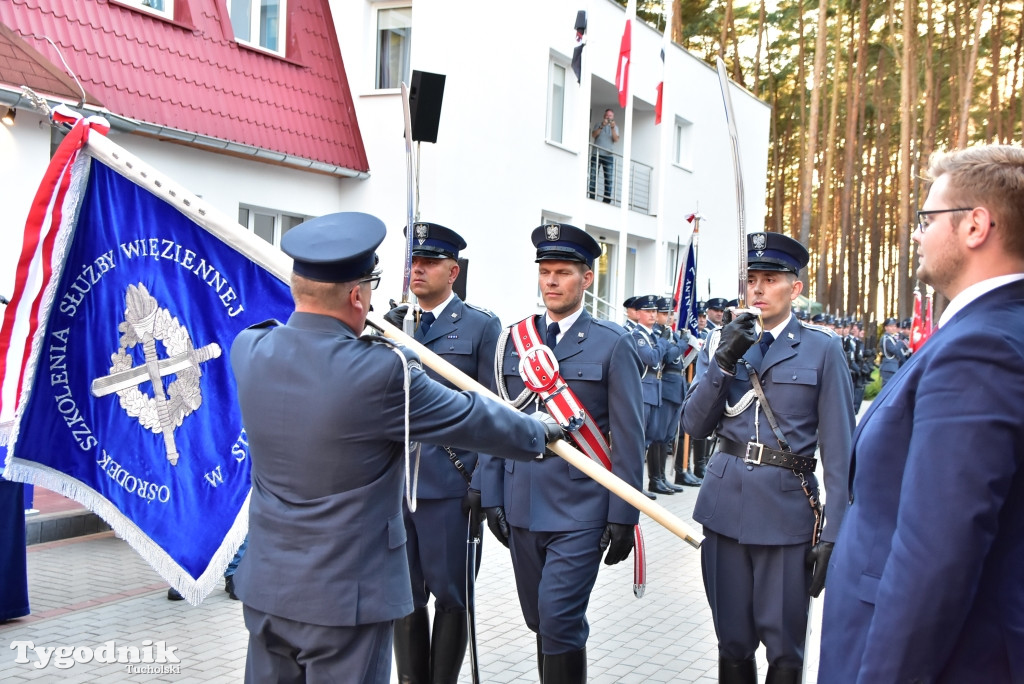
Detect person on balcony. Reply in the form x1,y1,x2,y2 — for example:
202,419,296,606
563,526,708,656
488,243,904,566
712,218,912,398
589,109,619,203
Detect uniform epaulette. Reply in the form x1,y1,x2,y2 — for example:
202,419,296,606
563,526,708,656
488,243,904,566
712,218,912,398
464,302,496,318
359,333,422,368
592,317,627,333
248,319,281,329
799,321,837,337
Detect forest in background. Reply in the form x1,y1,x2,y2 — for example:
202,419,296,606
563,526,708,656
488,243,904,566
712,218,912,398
624,0,1013,321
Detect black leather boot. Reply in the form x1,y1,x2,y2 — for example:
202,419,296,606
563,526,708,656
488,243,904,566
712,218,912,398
692,438,707,478
719,655,757,684
393,607,430,684
765,664,802,684
647,444,674,494
542,648,586,684
660,443,685,491
430,610,468,684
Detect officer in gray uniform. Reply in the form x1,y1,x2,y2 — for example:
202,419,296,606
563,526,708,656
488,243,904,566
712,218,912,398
230,212,561,684
622,296,639,331
383,223,500,684
633,294,675,496
481,224,644,684
682,232,854,684
655,297,700,488
879,317,909,386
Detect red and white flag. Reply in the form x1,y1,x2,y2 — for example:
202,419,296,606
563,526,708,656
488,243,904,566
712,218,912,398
655,1,672,124
910,289,925,352
615,0,636,108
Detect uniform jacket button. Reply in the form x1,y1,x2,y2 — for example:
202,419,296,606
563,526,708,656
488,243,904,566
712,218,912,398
746,465,754,471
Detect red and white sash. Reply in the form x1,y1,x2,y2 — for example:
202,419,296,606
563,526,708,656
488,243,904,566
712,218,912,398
510,316,647,597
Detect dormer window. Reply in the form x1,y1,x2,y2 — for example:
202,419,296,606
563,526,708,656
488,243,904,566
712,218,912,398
120,0,174,20
229,0,287,55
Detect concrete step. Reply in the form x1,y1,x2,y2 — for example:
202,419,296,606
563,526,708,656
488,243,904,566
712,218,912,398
26,508,110,545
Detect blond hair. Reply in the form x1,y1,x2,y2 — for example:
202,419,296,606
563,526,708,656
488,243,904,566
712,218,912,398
926,145,1024,258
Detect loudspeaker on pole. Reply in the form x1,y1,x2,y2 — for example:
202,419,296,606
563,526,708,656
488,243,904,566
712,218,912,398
409,70,446,143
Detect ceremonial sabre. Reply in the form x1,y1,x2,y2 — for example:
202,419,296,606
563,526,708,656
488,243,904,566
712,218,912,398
715,57,761,325
399,82,418,336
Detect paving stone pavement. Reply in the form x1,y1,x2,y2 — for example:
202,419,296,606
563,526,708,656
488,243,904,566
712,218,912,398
0,476,829,683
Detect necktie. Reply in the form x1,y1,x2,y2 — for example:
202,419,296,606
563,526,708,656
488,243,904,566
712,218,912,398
546,321,560,349
759,331,775,358
418,311,435,338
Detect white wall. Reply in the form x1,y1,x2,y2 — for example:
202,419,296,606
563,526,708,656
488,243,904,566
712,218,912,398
331,0,771,323
2,0,770,328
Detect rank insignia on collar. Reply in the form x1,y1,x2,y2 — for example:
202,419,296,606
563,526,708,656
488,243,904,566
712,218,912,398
578,332,585,337
447,334,458,339
787,332,794,339
545,224,561,241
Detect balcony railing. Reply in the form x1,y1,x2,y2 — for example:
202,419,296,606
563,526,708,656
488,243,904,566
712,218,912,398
587,144,653,214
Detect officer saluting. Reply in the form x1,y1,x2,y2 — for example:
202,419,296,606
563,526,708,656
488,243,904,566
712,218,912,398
682,231,854,683
383,223,500,683
481,224,644,683
229,213,561,684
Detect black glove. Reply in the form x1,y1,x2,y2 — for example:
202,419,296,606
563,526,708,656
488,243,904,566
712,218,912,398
531,412,564,446
599,523,635,565
484,506,510,547
659,326,673,340
383,299,409,329
805,541,834,598
462,488,482,534
713,312,759,374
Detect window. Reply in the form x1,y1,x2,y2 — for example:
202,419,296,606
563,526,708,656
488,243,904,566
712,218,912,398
120,0,174,19
674,117,694,170
376,7,412,89
239,206,307,247
546,61,568,144
230,0,286,54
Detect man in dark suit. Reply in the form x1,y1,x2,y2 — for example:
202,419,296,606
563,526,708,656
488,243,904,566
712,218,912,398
229,212,560,684
481,224,644,683
682,232,854,684
383,223,501,684
820,145,1024,682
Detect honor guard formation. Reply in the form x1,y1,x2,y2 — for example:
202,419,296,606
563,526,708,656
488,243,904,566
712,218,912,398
13,146,1020,684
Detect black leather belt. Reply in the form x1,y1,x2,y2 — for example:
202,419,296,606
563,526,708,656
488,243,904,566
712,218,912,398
717,437,817,472
662,369,683,376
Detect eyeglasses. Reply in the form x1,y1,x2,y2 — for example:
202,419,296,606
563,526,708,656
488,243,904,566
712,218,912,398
915,208,974,233
358,274,381,290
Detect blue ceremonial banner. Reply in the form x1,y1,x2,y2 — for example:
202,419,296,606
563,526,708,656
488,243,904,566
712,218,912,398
0,115,293,603
681,237,699,338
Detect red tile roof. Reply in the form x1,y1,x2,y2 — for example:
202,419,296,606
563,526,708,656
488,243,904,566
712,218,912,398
0,0,368,174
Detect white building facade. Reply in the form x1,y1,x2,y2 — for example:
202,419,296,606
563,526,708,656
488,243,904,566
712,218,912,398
2,0,769,326
330,0,770,322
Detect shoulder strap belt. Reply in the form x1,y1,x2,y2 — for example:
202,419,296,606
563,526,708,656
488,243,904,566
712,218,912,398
510,316,647,598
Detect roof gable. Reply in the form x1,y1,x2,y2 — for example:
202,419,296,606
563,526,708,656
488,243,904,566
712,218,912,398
0,0,368,174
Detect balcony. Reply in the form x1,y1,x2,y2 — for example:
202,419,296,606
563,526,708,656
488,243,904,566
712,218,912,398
587,143,653,214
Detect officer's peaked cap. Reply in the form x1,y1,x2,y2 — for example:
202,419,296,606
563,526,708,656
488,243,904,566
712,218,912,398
884,317,899,326
657,297,674,312
623,296,638,309
403,222,467,260
705,297,729,311
532,224,602,268
636,295,659,310
747,232,809,274
283,212,385,283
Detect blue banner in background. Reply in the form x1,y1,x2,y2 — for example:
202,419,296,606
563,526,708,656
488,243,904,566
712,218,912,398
4,158,293,601
681,240,699,338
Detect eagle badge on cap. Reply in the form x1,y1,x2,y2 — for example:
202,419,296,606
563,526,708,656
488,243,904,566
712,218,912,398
415,223,429,244
545,224,561,241
752,232,767,256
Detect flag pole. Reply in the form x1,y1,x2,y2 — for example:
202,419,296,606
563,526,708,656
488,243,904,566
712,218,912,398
83,131,702,551
614,0,636,310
